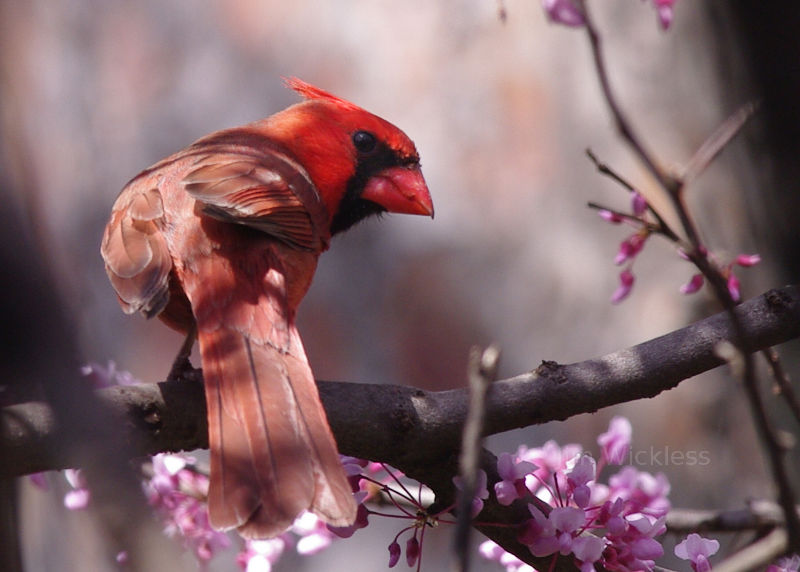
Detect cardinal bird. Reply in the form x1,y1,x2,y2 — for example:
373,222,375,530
100,78,433,538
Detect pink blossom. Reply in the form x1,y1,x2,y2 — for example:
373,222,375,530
677,250,759,301
566,455,596,508
541,0,585,27
680,273,704,295
651,0,677,30
64,469,91,510
675,533,720,572
479,540,506,562
292,512,334,555
238,538,287,572
627,515,666,558
611,269,635,304
523,506,587,557
81,361,139,388
769,555,800,572
520,440,583,477
28,472,48,490
479,540,536,572
453,469,489,516
520,506,560,557
597,416,632,465
519,440,582,503
327,491,369,538
495,453,536,506
736,253,761,267
145,454,230,563
598,210,624,224
64,488,91,510
387,540,401,568
551,506,586,535
597,498,627,535
630,534,665,560
572,535,606,572
727,273,741,301
615,233,648,265
406,536,420,567
631,191,648,216
607,466,671,517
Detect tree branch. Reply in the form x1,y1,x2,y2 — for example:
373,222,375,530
5,285,798,478
4,285,800,569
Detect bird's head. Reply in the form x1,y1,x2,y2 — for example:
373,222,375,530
269,78,434,235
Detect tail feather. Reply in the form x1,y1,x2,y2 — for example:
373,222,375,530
200,324,356,538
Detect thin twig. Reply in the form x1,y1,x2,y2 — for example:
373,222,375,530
586,149,682,242
586,148,681,242
762,347,800,426
586,200,677,247
452,345,500,572
682,101,759,184
586,148,635,191
576,2,682,192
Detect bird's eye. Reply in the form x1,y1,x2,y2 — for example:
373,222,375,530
352,130,377,154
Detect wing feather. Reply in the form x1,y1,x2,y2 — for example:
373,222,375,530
101,186,171,317
182,146,329,252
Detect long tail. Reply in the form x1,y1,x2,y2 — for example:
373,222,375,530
199,323,357,538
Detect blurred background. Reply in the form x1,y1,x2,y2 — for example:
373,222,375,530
2,1,799,570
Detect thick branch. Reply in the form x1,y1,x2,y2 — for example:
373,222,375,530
3,285,800,569
4,285,797,479
5,285,800,476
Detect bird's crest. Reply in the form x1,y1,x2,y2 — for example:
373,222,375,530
284,77,360,111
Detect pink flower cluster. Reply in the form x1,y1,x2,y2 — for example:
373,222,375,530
480,417,671,572
332,458,447,570
39,363,784,572
597,190,652,304
144,453,366,570
81,360,140,388
678,251,760,303
145,454,231,565
597,190,760,304
236,510,344,572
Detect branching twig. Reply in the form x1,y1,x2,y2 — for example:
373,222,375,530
586,149,681,243
577,0,800,552
576,1,684,200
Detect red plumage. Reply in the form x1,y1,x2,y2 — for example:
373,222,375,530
101,79,433,537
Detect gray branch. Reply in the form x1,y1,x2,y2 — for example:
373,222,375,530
3,285,800,570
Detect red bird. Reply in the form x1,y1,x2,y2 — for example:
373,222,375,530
101,79,433,538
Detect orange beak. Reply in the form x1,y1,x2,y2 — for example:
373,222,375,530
362,165,434,218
